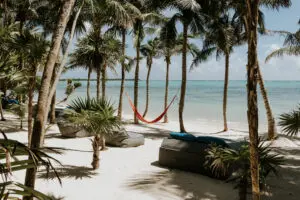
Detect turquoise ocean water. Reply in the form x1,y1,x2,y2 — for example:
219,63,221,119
56,80,300,130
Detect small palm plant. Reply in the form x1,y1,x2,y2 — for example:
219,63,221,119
206,141,283,200
278,106,300,137
65,97,120,170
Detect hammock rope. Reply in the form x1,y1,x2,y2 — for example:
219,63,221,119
126,93,177,124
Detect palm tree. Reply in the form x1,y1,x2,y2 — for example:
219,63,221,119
65,97,120,169
159,27,185,123
100,34,122,99
244,1,260,199
200,13,245,132
229,0,291,140
44,0,86,129
140,37,160,117
160,0,213,132
23,0,76,197
130,0,163,124
11,29,49,145
68,39,96,100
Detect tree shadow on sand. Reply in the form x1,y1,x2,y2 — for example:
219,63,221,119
264,147,300,200
125,162,237,200
38,165,97,180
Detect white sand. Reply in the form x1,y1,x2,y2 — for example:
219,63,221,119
3,113,300,200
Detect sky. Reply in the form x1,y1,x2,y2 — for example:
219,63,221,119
63,0,300,81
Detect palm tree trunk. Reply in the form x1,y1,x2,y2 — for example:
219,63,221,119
45,0,84,128
27,67,37,146
100,135,106,151
134,40,140,124
223,53,230,131
179,23,188,133
257,65,276,140
49,92,56,124
0,99,5,121
96,67,101,101
143,61,152,117
118,29,126,119
91,134,101,170
246,1,260,200
87,66,92,99
101,63,106,99
23,1,75,198
163,57,170,123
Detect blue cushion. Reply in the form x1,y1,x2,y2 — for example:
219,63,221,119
170,132,196,142
170,133,228,147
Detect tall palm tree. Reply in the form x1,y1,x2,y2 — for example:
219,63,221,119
100,34,122,99
130,0,163,124
229,0,291,140
200,13,245,132
159,1,209,132
23,0,76,198
159,26,185,123
245,1,260,199
140,37,160,117
44,0,86,128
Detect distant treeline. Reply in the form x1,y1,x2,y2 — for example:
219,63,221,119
59,78,136,81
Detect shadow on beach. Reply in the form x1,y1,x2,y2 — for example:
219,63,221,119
125,162,237,200
38,165,98,180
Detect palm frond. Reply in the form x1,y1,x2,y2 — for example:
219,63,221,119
265,46,300,62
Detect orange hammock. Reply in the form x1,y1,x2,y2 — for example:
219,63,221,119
126,93,177,124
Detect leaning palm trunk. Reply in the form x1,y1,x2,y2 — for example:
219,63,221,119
49,92,56,124
134,40,141,124
223,53,230,131
96,67,101,101
246,0,260,200
179,23,188,133
117,29,126,119
87,66,92,99
23,1,75,198
44,1,84,136
163,57,170,123
143,61,152,117
257,65,276,140
27,67,37,146
91,134,101,170
101,63,106,99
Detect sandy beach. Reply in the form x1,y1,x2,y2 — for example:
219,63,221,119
1,112,299,200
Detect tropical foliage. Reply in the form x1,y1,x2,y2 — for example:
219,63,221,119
206,141,284,200
64,97,120,169
0,131,61,199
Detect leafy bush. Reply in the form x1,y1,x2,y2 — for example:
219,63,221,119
206,140,283,200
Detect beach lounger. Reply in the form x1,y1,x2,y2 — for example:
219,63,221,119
158,133,234,179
